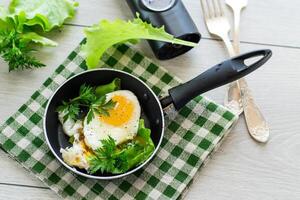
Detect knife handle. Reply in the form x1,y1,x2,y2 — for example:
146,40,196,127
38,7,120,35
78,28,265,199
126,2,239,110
239,78,270,142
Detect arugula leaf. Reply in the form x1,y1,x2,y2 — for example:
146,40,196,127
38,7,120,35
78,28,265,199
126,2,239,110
9,0,79,32
81,15,198,69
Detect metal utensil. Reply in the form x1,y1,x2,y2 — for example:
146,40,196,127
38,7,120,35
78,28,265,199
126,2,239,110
200,0,242,115
226,0,270,142
200,0,235,56
225,0,247,52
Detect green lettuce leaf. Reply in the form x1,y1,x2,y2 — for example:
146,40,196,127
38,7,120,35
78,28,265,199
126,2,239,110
0,6,12,30
9,0,79,32
20,32,57,46
0,6,6,20
81,16,198,69
95,78,121,97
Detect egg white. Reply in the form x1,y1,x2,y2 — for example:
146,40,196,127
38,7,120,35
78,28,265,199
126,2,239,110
59,111,89,169
58,111,83,137
83,90,141,150
60,141,90,170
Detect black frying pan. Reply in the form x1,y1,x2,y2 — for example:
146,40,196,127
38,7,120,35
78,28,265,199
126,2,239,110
44,49,272,179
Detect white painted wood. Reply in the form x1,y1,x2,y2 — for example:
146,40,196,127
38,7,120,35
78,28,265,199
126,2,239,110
0,26,84,122
0,0,300,199
2,0,300,47
68,0,300,48
0,185,57,200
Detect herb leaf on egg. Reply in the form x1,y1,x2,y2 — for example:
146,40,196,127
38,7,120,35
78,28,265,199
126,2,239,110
87,95,116,124
57,101,80,123
57,83,117,124
77,84,97,104
57,84,96,122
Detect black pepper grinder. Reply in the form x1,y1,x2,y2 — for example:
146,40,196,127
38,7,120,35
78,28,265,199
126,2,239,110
126,0,201,60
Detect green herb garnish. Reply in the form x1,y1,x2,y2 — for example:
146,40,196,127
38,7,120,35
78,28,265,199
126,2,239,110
0,30,45,71
86,96,116,124
0,0,78,71
87,119,155,174
68,135,75,144
57,81,119,124
87,136,125,174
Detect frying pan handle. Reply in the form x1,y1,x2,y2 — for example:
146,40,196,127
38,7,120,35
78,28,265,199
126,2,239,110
161,49,272,110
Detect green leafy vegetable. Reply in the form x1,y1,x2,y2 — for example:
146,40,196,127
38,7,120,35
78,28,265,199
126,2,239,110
9,0,79,32
0,0,78,71
0,6,10,29
95,78,121,97
68,135,75,144
81,15,198,69
86,96,116,124
87,136,121,174
57,101,80,123
20,32,57,47
57,82,117,124
0,30,45,71
87,119,155,174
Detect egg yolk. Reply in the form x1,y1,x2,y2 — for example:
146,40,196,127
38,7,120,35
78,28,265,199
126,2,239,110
99,95,134,126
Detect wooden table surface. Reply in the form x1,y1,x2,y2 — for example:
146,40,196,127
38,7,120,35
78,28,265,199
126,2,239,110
1,0,300,199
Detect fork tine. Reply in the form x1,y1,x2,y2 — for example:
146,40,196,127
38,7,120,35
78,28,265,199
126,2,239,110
205,0,214,18
200,0,210,20
217,0,224,16
212,0,220,17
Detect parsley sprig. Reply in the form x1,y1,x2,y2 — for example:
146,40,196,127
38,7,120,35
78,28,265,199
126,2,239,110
0,30,45,71
86,95,116,124
57,84,116,124
86,120,155,174
87,136,128,174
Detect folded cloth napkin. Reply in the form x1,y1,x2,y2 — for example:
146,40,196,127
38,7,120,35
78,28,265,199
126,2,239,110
0,42,238,200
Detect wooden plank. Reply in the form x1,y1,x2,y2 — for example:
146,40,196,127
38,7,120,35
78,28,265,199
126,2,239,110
1,0,300,48
1,0,300,199
0,185,58,200
0,151,45,187
68,0,300,48
0,27,300,199
0,26,84,122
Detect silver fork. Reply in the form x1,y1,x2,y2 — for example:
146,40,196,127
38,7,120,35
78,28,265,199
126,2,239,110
201,0,269,143
200,0,236,57
201,0,242,115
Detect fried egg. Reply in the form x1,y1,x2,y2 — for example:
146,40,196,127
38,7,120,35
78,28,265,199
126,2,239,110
60,139,91,170
83,90,141,150
58,111,83,137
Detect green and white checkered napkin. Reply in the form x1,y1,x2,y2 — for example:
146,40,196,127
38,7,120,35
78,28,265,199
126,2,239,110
0,42,238,200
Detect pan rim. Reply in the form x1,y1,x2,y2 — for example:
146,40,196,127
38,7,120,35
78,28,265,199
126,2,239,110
43,68,165,180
